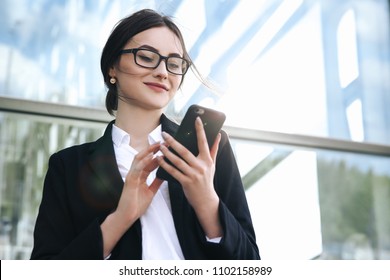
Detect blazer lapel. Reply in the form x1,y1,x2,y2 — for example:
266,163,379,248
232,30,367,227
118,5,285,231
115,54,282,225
161,114,196,257
86,120,123,210
160,113,178,136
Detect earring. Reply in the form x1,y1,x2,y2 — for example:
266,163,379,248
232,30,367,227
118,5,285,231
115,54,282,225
110,77,116,84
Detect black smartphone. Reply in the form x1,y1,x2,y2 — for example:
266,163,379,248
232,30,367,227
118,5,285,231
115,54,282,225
156,104,226,182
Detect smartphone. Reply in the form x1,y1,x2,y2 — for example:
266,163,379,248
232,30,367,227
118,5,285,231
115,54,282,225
156,104,226,182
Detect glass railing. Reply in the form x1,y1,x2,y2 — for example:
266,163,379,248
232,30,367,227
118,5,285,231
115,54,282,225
1,97,389,259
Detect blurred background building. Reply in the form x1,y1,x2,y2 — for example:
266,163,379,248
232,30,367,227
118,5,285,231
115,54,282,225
0,0,389,259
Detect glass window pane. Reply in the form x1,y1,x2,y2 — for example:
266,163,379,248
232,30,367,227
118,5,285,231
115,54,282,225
0,111,105,259
1,0,389,145
231,138,390,260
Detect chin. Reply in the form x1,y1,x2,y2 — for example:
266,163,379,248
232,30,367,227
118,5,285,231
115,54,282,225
153,95,173,107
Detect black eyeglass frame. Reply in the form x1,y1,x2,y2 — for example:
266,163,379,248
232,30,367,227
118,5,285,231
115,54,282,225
119,48,190,75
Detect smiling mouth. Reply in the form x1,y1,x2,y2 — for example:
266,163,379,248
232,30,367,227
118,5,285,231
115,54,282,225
144,82,168,91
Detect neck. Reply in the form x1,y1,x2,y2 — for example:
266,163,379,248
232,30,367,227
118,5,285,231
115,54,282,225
115,103,163,150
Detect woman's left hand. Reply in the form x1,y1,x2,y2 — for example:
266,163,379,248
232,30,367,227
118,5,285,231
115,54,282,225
158,117,223,238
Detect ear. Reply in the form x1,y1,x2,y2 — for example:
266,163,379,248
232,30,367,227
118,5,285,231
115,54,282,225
109,66,116,78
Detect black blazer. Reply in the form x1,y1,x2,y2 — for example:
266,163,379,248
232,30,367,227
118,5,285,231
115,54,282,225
31,114,260,260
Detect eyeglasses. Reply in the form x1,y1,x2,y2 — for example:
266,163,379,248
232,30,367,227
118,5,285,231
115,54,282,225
119,48,190,75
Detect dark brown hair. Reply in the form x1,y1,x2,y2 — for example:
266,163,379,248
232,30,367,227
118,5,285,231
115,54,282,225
100,9,192,116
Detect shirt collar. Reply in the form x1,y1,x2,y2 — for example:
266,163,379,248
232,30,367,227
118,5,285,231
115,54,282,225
112,123,163,148
148,124,164,144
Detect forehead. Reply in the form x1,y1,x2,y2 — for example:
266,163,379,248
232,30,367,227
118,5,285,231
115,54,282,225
126,26,184,55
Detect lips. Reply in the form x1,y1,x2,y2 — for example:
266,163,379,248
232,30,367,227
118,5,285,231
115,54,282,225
144,82,168,91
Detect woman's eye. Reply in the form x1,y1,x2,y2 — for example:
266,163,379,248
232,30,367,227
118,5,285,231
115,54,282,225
168,62,179,69
138,54,154,63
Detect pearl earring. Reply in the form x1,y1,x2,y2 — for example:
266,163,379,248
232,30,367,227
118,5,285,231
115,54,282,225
110,77,116,84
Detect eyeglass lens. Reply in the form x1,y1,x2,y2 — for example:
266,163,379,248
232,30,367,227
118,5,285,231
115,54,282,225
135,49,188,75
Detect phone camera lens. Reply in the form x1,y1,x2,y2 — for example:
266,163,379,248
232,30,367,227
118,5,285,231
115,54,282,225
195,108,205,115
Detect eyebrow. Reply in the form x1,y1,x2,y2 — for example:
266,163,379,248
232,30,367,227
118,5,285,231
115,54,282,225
137,44,182,58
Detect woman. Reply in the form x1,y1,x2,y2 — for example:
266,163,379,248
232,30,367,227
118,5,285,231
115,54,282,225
31,9,260,260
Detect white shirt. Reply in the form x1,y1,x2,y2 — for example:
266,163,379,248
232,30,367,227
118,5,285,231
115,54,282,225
112,124,185,260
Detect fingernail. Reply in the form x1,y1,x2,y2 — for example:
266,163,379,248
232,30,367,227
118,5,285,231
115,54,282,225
160,145,167,151
162,131,170,139
147,152,153,158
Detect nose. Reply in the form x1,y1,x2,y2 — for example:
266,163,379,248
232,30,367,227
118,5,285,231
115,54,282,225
153,59,168,79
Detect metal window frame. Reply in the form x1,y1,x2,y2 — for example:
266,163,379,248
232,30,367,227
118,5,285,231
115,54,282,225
1,96,390,157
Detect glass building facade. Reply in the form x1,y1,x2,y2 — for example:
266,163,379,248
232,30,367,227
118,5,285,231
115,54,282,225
0,0,389,259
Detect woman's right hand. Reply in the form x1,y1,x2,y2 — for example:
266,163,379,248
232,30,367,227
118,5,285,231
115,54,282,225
100,143,163,258
115,142,163,223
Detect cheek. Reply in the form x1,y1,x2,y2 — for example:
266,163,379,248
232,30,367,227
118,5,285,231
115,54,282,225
117,56,138,74
117,65,134,75
173,76,183,90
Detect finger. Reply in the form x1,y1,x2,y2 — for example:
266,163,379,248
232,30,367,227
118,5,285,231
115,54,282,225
144,155,160,173
157,154,186,182
133,143,160,163
147,142,162,154
130,152,154,182
148,177,164,194
128,143,161,178
139,153,163,182
159,145,189,174
195,116,210,155
210,132,221,162
162,132,195,164
135,143,161,164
